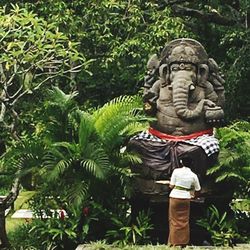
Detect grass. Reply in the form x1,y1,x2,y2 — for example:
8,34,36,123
77,242,250,250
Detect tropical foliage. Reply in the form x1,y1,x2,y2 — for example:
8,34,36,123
197,205,241,247
208,121,250,198
2,87,151,248
106,210,153,246
0,0,249,248
1,1,191,106
0,0,247,119
0,5,86,134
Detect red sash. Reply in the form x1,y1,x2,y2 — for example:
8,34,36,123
148,127,213,141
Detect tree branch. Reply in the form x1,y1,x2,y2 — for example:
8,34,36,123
0,103,6,122
171,4,237,26
0,92,7,122
4,175,20,208
164,0,194,4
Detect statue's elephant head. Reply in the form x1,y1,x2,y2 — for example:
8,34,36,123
143,39,225,123
162,43,213,120
170,61,203,120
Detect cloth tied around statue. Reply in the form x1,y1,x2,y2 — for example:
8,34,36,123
131,128,219,157
127,127,219,185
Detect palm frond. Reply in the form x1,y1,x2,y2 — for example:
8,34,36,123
68,109,84,134
78,112,95,153
66,181,89,208
44,146,72,163
110,166,135,178
52,142,79,157
80,159,104,179
1,138,44,176
80,144,110,179
47,159,72,181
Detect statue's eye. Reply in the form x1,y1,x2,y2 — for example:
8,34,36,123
185,67,192,71
172,67,179,71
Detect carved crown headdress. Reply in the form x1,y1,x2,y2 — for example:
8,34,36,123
160,38,208,65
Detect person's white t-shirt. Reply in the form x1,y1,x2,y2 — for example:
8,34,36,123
169,167,201,199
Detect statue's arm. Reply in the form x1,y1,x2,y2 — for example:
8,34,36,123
143,79,162,115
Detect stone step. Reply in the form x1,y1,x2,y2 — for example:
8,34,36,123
11,209,67,219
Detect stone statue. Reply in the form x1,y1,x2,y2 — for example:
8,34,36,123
143,39,225,130
128,39,227,243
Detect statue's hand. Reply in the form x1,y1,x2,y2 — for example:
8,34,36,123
143,100,157,116
205,106,224,126
143,91,156,102
204,99,216,108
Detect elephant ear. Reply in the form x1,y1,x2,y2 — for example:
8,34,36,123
207,58,225,89
197,64,209,86
207,58,225,107
159,63,169,87
147,54,160,70
144,54,160,89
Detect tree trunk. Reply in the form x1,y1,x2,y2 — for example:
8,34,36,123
0,175,20,249
0,204,10,248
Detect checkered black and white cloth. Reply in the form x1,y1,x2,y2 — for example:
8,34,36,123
131,131,219,157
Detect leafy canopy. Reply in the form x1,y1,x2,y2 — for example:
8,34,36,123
0,5,89,132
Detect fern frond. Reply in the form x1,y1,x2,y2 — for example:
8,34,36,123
91,95,151,152
93,95,143,134
118,151,142,165
242,166,250,177
119,122,148,137
215,172,247,183
46,86,78,110
207,164,222,175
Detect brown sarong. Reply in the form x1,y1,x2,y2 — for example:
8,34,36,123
168,197,190,246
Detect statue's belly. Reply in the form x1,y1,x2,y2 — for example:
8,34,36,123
154,105,210,135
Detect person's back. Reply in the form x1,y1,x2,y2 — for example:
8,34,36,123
169,166,200,199
168,157,201,247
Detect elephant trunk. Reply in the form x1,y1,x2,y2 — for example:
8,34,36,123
172,79,204,120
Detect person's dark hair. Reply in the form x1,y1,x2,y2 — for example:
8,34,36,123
180,157,193,168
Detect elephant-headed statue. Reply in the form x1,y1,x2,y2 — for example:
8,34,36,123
128,38,225,198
